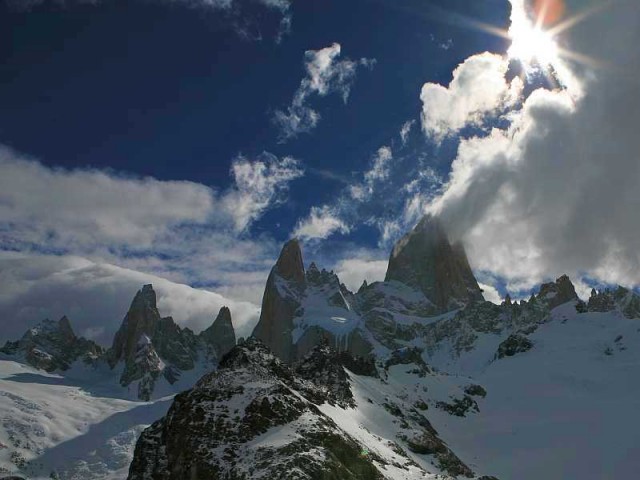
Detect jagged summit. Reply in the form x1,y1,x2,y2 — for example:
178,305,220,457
104,284,238,400
108,284,162,367
0,316,102,372
275,238,305,284
200,306,236,358
537,274,578,309
385,215,483,311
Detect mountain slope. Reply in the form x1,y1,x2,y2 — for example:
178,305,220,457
128,339,480,480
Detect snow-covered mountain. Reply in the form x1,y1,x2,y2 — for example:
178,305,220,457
0,285,239,479
2,214,640,479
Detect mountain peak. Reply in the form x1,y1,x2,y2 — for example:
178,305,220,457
200,306,236,358
58,315,76,341
385,214,483,311
537,274,578,309
275,238,305,284
131,284,157,310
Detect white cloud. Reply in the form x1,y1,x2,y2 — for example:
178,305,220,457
350,146,394,200
424,0,640,293
275,43,375,140
223,153,303,233
478,282,502,305
333,256,388,292
399,120,415,145
0,146,301,250
420,52,523,143
0,145,214,249
363,146,393,184
0,146,302,336
0,252,260,345
292,205,350,241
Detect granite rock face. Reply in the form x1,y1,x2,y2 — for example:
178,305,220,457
0,316,102,372
253,239,376,363
384,215,484,311
252,239,306,363
127,338,383,480
537,275,578,309
200,306,237,358
106,284,235,400
587,286,640,318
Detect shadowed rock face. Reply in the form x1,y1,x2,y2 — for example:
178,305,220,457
108,284,161,367
127,339,384,480
252,239,306,363
275,238,306,284
385,215,483,311
200,306,236,358
0,316,103,372
537,275,578,310
106,284,206,399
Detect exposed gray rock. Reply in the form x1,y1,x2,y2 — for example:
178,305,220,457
0,316,102,372
384,215,483,311
200,306,236,358
587,286,640,318
537,275,578,309
127,338,384,480
252,239,305,363
107,284,227,400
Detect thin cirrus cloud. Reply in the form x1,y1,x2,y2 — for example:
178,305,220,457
293,146,394,242
421,0,640,294
292,205,350,241
274,43,376,141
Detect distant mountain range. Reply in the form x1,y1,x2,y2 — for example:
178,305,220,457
1,214,639,479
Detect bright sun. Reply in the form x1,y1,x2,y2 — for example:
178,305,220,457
508,22,560,69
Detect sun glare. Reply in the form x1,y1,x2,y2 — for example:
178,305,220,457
507,8,561,70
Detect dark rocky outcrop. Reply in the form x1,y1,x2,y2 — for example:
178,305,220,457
0,316,102,372
587,286,640,318
536,275,578,309
495,333,533,359
200,306,236,358
384,215,483,312
127,338,383,480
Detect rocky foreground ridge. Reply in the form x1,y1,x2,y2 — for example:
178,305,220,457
127,338,477,480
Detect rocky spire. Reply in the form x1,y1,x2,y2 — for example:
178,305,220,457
0,316,102,372
536,275,578,310
200,306,237,358
275,238,305,284
108,284,161,367
252,239,307,363
384,215,483,311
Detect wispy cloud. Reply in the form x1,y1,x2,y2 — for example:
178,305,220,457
292,205,350,241
399,120,415,145
223,153,303,233
274,43,376,141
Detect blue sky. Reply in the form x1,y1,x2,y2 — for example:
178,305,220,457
1,0,639,342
